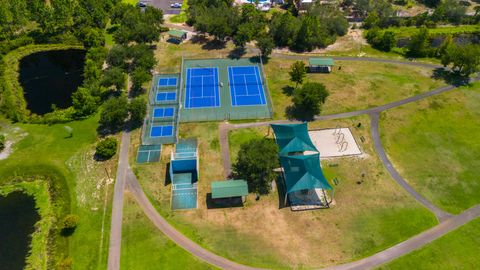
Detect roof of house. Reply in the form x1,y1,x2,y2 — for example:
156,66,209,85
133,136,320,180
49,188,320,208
211,180,249,199
167,29,187,38
271,123,318,155
309,57,334,66
280,153,332,194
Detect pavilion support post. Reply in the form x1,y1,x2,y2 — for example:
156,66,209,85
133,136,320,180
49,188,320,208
284,193,288,208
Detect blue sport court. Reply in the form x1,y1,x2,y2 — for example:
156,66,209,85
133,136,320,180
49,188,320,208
158,77,177,87
185,67,220,108
228,66,266,106
156,91,176,102
150,125,173,137
153,107,175,119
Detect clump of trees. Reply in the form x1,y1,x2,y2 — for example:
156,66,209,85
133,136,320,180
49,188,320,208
187,0,348,53
289,82,330,121
233,138,279,195
365,29,396,52
95,137,118,160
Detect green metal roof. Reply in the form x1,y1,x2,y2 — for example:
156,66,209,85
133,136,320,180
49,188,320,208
309,58,334,66
211,180,248,199
271,123,318,155
280,153,332,194
167,29,187,38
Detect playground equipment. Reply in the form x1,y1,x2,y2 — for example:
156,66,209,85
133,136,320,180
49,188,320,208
333,126,349,152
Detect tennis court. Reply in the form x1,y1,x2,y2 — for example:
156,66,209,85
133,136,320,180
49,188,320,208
158,77,177,87
184,67,220,109
150,124,174,137
152,107,175,119
156,91,177,102
136,144,161,163
228,66,266,106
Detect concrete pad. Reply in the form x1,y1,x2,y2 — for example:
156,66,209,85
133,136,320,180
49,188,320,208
309,128,362,158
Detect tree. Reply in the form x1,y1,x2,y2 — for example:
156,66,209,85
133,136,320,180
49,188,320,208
95,137,118,159
102,67,126,91
407,27,431,57
107,45,128,68
131,68,151,90
233,138,279,195
256,35,275,57
363,11,380,29
78,27,105,48
269,12,299,48
0,134,5,151
438,34,453,58
61,214,79,236
290,82,329,120
442,0,466,24
289,61,306,87
441,44,480,76
72,87,98,117
99,96,129,132
128,97,147,127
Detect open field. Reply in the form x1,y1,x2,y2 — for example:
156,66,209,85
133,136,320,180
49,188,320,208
132,115,437,268
0,115,116,269
121,194,216,270
378,217,480,270
380,82,480,214
264,58,445,118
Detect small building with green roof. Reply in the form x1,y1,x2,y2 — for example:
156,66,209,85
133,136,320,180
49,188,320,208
308,57,334,73
211,180,249,202
167,29,187,43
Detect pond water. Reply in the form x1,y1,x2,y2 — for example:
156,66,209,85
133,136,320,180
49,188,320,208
0,191,40,270
19,49,86,115
397,33,480,48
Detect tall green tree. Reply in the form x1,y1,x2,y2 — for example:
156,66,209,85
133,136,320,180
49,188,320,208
441,44,480,76
256,35,275,57
407,27,431,57
269,12,299,48
128,97,147,127
99,96,129,132
291,82,329,120
72,87,99,117
289,61,307,87
102,67,126,91
233,138,279,195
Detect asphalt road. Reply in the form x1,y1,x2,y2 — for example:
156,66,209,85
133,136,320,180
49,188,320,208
143,0,183,15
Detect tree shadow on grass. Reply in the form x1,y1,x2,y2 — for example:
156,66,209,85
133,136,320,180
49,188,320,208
228,46,246,59
202,39,226,50
431,68,471,86
60,227,76,237
282,86,295,96
285,105,315,122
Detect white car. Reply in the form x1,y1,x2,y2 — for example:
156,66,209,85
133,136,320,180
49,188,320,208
170,3,182,8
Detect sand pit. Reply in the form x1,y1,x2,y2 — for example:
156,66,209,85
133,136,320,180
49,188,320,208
309,128,362,158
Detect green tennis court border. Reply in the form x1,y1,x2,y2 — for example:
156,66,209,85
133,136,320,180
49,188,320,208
179,57,273,122
136,144,162,163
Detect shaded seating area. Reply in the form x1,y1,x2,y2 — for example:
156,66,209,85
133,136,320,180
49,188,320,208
210,179,248,205
167,29,188,43
308,57,334,73
271,123,334,211
169,139,199,210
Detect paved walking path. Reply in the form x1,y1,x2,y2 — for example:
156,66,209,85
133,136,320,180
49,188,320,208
125,168,261,270
369,112,452,222
107,131,131,270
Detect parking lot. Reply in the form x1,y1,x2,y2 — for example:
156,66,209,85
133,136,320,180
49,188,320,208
138,0,184,14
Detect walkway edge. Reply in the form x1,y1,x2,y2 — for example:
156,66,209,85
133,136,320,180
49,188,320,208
125,169,262,270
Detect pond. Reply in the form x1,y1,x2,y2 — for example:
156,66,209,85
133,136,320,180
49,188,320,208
19,49,86,115
0,191,40,270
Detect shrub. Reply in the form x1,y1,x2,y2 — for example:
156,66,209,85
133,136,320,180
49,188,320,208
61,214,79,236
0,134,5,151
95,137,118,160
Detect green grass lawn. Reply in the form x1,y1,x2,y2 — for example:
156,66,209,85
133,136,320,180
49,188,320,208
264,58,445,119
121,194,217,270
378,218,480,270
132,116,437,268
381,82,480,214
0,115,116,269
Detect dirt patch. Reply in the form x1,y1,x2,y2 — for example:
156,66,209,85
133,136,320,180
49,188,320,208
0,127,28,160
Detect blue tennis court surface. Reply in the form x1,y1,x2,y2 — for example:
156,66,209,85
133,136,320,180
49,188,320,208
150,125,173,137
156,91,176,102
185,67,220,108
153,107,175,119
158,77,177,87
228,66,266,106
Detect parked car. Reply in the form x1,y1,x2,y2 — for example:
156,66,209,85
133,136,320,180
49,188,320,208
170,3,182,8
137,1,147,7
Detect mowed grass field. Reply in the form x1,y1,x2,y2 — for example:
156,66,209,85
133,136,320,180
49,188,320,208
0,115,117,269
120,194,216,270
380,82,480,214
264,58,445,118
378,217,480,270
131,115,437,268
